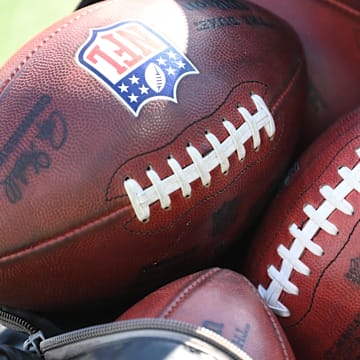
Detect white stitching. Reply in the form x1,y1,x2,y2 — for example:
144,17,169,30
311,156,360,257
303,204,339,235
205,130,230,174
258,148,360,317
146,166,171,210
167,155,192,198
320,185,354,216
186,144,211,186
124,94,275,222
222,119,246,161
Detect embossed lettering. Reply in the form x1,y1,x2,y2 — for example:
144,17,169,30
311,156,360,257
346,255,360,285
180,0,250,11
202,320,251,349
194,16,241,31
232,324,250,349
324,313,360,359
202,320,224,335
194,15,273,31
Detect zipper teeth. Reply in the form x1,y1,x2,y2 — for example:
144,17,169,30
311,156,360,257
0,309,37,334
41,318,252,360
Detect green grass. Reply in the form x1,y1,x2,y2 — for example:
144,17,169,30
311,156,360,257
0,0,79,66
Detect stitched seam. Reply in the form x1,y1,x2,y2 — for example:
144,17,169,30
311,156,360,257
286,219,360,329
318,0,360,17
271,58,303,115
123,58,304,223
161,268,221,318
105,80,270,202
242,275,290,360
254,127,360,282
122,59,304,235
124,94,276,222
0,204,132,263
259,146,360,316
0,15,305,263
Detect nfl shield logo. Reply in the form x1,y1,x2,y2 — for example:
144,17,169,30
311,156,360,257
77,20,199,117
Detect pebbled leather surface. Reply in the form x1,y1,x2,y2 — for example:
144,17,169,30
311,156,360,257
244,107,360,359
119,267,295,360
0,0,306,310
247,0,360,149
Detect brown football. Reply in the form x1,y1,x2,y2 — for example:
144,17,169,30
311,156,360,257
119,267,295,360
243,106,360,359
247,0,360,148
0,0,306,310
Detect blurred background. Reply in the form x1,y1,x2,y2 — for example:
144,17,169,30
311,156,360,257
0,0,79,66
0,0,78,333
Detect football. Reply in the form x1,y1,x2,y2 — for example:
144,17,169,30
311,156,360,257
119,267,295,360
243,106,360,359
0,0,306,310
248,0,360,148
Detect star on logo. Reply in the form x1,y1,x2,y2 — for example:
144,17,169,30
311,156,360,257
156,56,167,66
166,67,176,76
128,93,138,103
119,83,129,93
167,50,177,60
129,75,140,84
139,84,149,94
176,60,186,69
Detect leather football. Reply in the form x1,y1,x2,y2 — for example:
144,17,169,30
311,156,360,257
119,267,295,360
0,0,306,310
243,106,360,359
247,0,360,148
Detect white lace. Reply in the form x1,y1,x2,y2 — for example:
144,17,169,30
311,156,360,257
258,147,360,317
124,94,275,222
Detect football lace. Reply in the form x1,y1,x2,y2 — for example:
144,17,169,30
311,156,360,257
124,93,275,222
258,147,360,317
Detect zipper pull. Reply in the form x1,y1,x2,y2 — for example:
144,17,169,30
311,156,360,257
23,330,46,356
0,306,62,357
